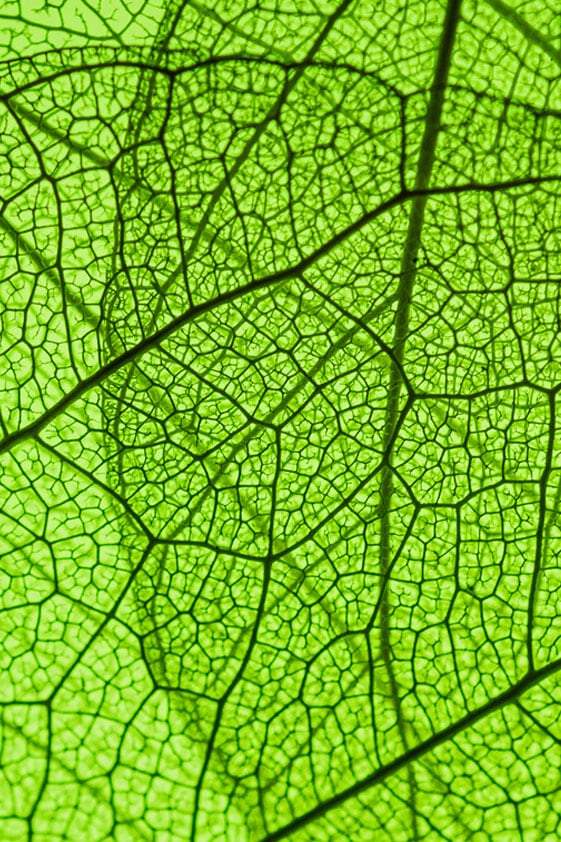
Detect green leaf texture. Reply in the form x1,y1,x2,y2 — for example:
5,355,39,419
2,1,561,839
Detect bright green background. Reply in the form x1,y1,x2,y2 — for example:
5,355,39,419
2,0,561,839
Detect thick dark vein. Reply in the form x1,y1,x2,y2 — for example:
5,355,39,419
483,0,561,68
527,390,556,669
4,4,561,841
259,656,561,841
377,0,462,835
2,173,560,456
0,191,406,455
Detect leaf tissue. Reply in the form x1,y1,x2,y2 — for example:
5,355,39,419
2,0,561,839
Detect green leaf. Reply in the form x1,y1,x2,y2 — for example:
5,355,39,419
2,1,561,840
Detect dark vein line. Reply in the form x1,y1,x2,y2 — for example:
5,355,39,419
0,214,99,328
2,174,560,457
0,191,405,455
259,656,561,841
527,390,556,670
188,430,281,840
176,0,355,281
376,1,462,836
6,100,250,274
0,55,396,98
483,0,561,68
35,436,154,539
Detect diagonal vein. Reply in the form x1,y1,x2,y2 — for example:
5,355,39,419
376,0,462,836
258,655,561,841
484,0,561,68
2,173,560,457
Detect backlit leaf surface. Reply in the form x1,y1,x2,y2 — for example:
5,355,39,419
2,1,561,840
